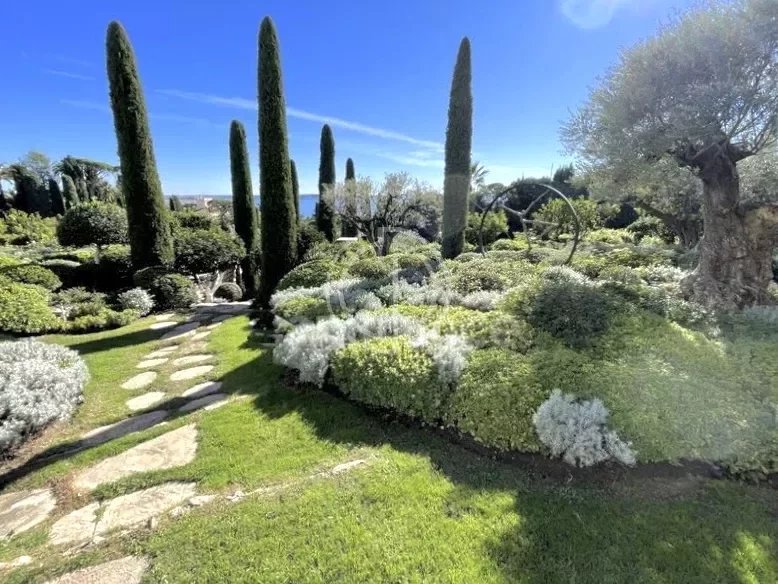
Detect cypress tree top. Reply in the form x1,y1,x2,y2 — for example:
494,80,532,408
444,37,472,181
318,124,336,190
230,120,258,251
290,159,300,223
345,157,355,181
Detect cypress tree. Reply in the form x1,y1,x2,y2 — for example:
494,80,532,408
290,159,300,225
61,175,80,209
345,157,355,181
341,157,357,236
442,37,472,259
258,16,297,305
169,195,183,212
316,124,336,241
230,120,260,297
106,20,174,269
48,178,66,215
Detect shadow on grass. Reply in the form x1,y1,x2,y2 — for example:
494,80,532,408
63,327,164,355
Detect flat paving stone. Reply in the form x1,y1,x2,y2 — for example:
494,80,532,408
190,331,211,341
143,347,178,359
149,321,176,330
135,358,168,369
181,381,222,399
172,354,212,367
178,393,228,413
43,556,149,584
155,313,175,320
73,425,198,491
121,371,157,390
49,502,99,546
95,482,196,536
0,489,56,539
159,322,199,342
80,410,168,447
170,365,213,382
125,391,166,411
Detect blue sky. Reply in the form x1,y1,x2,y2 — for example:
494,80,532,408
1,0,693,195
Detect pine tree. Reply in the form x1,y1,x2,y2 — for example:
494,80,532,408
345,157,355,181
316,124,336,241
61,175,80,209
230,120,260,297
290,159,300,225
48,178,65,215
442,37,472,259
258,16,297,305
106,20,174,269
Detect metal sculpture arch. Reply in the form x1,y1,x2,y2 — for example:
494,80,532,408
477,182,581,265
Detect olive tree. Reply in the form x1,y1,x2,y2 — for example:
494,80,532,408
563,0,778,308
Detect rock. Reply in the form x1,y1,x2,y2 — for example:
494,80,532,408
43,556,149,584
170,365,213,382
159,322,199,342
120,371,157,390
49,502,100,546
187,494,215,507
73,425,198,491
227,490,245,502
328,459,367,476
181,381,222,399
95,483,196,536
178,393,228,413
0,489,56,539
172,354,212,367
135,358,168,369
149,321,176,330
169,505,188,518
125,391,166,412
147,516,158,530
0,555,32,570
190,331,211,341
80,410,168,447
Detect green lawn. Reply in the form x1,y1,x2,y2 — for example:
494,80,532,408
1,315,776,583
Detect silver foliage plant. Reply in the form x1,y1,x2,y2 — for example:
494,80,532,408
532,389,636,467
117,287,154,316
0,339,89,453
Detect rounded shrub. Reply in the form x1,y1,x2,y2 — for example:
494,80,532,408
277,260,346,291
117,287,154,315
347,257,396,280
0,264,61,291
93,244,133,290
0,339,89,453
38,259,88,289
174,228,245,277
56,202,129,248
0,255,21,269
331,336,447,420
152,274,197,310
64,308,139,333
449,260,509,294
297,219,327,260
172,210,215,231
214,282,243,301
275,296,331,324
133,265,171,290
0,283,59,334
490,238,530,252
52,288,107,319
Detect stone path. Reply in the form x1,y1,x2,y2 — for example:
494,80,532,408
170,365,213,381
178,393,228,413
149,321,176,330
126,391,165,411
120,371,157,390
172,354,211,366
0,489,56,538
136,357,168,369
182,381,222,399
44,556,149,584
80,410,168,447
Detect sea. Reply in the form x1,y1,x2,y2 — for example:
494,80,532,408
177,194,318,218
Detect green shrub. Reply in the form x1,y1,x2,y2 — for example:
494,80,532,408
489,237,530,252
444,260,509,294
64,308,139,333
297,219,327,260
465,210,507,247
331,336,447,420
278,260,346,291
132,266,171,290
535,198,601,237
0,282,59,334
304,240,375,264
44,248,96,264
172,210,214,231
151,274,197,310
56,202,129,248
174,228,245,277
215,282,243,301
627,215,675,244
586,228,632,245
38,259,87,289
52,288,107,318
275,296,331,323
93,244,134,290
347,257,396,280
0,209,57,245
0,264,61,290
434,307,535,353
448,349,550,452
0,255,21,269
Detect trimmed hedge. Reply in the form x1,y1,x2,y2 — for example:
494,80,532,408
56,202,129,248
152,274,198,310
0,283,59,334
277,260,346,291
0,264,62,291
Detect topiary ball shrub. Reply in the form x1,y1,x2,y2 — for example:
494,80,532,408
331,336,447,420
171,210,215,231
117,287,154,315
448,260,509,294
0,264,62,291
0,282,59,334
277,260,346,291
173,228,245,277
347,257,396,280
0,339,89,453
56,202,129,248
89,244,134,291
152,274,197,310
214,282,243,301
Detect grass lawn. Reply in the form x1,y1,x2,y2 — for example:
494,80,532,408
1,315,776,583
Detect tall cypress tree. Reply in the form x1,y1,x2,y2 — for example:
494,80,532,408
230,120,260,297
442,37,472,259
316,124,336,241
61,175,80,209
258,16,297,305
106,21,174,269
48,178,66,215
290,159,300,225
169,195,183,212
345,157,355,181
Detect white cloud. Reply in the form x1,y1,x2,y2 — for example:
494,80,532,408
559,0,631,29
60,99,221,127
44,69,94,81
156,89,443,151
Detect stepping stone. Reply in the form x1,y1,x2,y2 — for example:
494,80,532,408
49,502,99,546
73,425,198,491
0,489,56,539
149,321,176,330
170,365,213,382
159,322,199,342
178,393,228,413
143,347,178,359
80,410,168,447
155,313,175,320
43,556,149,584
95,482,196,536
172,354,212,367
121,371,157,390
205,322,222,330
126,391,166,411
191,331,211,341
136,358,168,369
182,381,222,399
0,555,32,570
187,341,208,352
